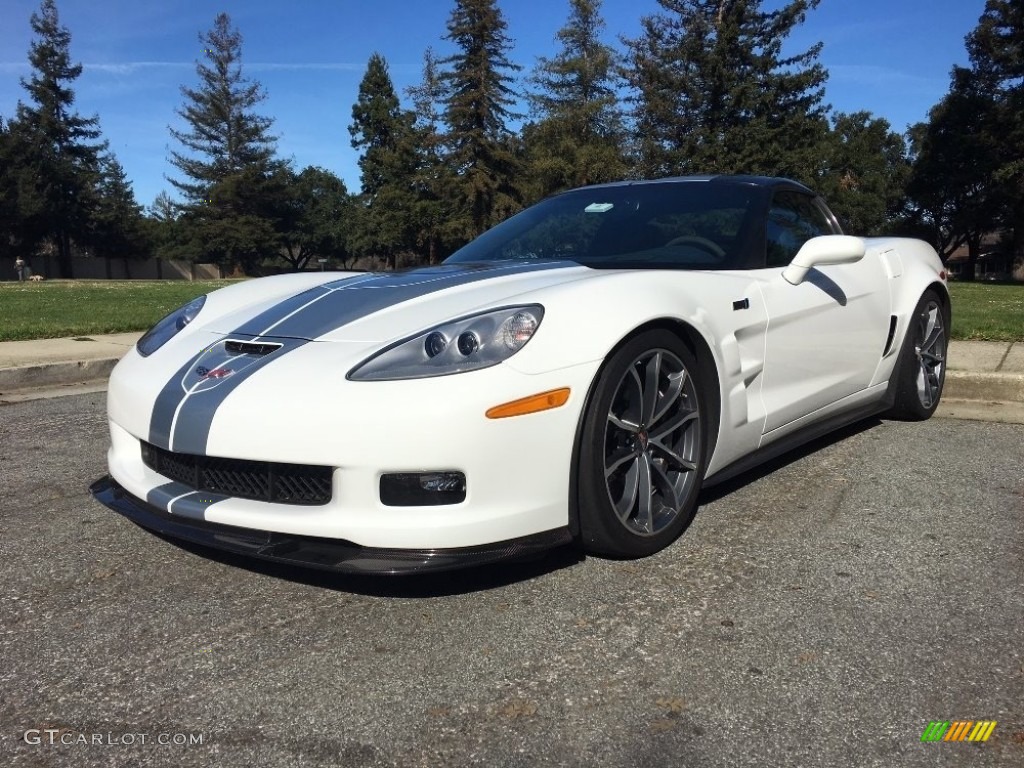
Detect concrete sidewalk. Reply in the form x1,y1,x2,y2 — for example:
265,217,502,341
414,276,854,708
0,332,142,393
0,333,1022,416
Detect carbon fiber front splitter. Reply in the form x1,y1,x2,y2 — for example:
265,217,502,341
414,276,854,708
89,475,574,575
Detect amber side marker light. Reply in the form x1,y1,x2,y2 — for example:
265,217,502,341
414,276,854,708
486,388,571,419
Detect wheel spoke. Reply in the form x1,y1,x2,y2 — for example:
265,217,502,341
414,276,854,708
620,366,644,427
650,440,697,473
649,408,698,443
650,369,686,427
636,452,654,533
607,412,637,432
650,460,683,512
612,456,640,522
641,352,662,426
605,446,636,478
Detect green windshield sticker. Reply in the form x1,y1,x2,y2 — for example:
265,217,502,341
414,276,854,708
584,203,614,213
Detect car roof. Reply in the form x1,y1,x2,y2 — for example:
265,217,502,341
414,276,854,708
572,175,816,196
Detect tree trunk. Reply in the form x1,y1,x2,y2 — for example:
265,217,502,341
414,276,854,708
964,234,981,282
56,231,73,278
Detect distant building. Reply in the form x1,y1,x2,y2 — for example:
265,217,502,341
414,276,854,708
945,233,1014,280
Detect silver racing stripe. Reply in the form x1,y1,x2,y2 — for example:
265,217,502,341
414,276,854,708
167,337,309,455
230,261,570,339
145,482,230,519
147,260,574,457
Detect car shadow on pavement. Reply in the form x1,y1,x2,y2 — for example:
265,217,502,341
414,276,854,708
148,417,887,596
698,417,884,505
157,534,585,598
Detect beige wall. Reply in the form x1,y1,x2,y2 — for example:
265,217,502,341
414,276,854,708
2,256,221,281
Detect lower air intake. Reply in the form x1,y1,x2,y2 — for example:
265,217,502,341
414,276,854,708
141,441,333,506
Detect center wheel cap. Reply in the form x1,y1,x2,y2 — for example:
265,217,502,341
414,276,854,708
636,429,649,452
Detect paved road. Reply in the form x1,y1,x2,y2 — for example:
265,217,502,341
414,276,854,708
1,394,1022,768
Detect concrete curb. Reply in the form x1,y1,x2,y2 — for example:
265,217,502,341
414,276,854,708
943,371,1024,403
0,358,120,393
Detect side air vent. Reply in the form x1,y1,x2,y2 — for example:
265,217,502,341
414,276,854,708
882,316,898,356
225,340,282,356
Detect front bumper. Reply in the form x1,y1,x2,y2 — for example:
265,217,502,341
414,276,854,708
90,475,574,575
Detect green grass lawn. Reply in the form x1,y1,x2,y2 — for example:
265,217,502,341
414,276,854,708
947,281,1024,342
0,277,1020,343
0,280,238,342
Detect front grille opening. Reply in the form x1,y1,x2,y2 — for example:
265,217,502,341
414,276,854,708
141,442,333,506
224,340,282,356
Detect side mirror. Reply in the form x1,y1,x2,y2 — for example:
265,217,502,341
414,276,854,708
782,235,866,285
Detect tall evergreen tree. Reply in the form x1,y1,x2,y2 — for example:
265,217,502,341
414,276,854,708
622,0,828,180
0,117,18,258
406,48,457,263
13,0,105,277
524,0,627,199
965,0,1024,275
88,153,150,265
348,53,420,268
441,0,523,239
167,13,286,273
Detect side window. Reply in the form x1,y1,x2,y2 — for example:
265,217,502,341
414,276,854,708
765,192,834,267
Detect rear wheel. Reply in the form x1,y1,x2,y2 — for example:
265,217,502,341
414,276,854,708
888,289,949,420
577,330,708,558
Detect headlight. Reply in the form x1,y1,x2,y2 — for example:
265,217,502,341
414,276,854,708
348,305,544,381
136,295,207,357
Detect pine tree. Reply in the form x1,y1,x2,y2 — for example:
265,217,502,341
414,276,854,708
406,48,457,263
349,53,420,268
88,153,149,265
524,0,627,199
965,0,1024,275
441,0,523,239
622,0,828,181
13,0,105,277
167,13,287,273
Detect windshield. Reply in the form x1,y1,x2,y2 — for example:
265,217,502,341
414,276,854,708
445,182,757,269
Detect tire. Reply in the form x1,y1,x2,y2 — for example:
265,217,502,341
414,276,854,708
887,289,950,421
576,330,709,558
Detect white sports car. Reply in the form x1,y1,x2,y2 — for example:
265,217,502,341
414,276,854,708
91,176,950,574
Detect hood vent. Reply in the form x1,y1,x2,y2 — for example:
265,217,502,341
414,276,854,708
225,340,282,356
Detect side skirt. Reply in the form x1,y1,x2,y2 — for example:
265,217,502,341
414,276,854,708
703,387,895,488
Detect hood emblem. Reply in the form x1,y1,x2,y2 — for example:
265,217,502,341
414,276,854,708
196,366,233,380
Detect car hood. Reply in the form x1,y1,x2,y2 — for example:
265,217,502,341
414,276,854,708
203,261,594,343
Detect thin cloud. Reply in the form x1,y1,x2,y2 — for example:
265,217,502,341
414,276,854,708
828,64,943,89
85,61,364,75
3,60,364,77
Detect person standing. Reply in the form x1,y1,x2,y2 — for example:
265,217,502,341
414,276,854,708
14,256,25,281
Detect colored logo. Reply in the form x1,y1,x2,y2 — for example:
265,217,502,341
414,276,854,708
921,721,997,743
196,367,233,380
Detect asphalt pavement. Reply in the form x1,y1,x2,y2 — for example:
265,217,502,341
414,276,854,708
1,393,1021,767
1,332,1023,422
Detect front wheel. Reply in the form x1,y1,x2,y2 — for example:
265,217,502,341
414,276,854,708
576,330,709,558
887,289,950,421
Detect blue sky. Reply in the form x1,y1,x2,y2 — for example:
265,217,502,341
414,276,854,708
0,0,986,210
